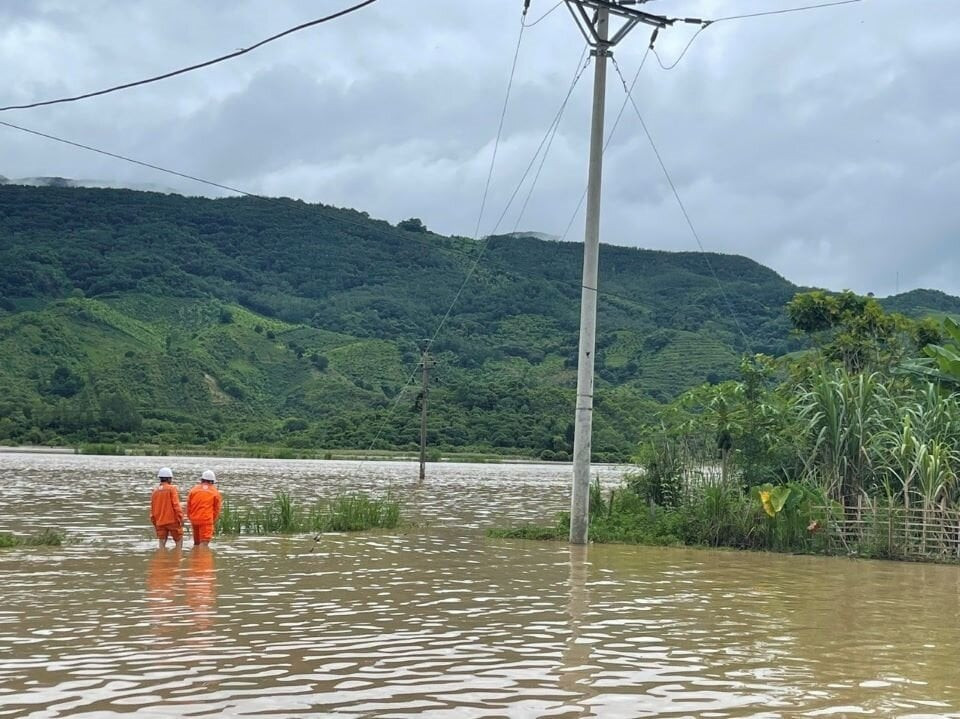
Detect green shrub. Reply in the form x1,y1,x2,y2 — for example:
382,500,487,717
0,529,65,548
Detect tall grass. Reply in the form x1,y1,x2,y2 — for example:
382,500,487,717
217,491,401,536
311,494,401,532
796,368,886,503
490,363,960,563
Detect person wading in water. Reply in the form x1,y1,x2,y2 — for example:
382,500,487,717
187,469,222,547
150,467,184,549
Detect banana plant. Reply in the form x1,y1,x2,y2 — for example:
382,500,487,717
757,484,793,518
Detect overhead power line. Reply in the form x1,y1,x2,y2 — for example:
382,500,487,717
713,0,863,22
0,0,379,113
0,121,482,268
0,119,646,314
511,47,591,233
472,9,527,240
559,30,656,242
500,48,592,235
523,1,563,27
610,57,752,352
653,0,864,71
0,120,253,196
337,5,532,460
653,25,708,71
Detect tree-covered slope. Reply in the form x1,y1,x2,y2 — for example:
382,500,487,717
0,184,951,458
879,289,960,318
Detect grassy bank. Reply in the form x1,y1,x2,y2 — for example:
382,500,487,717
216,491,401,535
0,529,66,548
485,479,862,560
492,345,960,565
490,307,960,566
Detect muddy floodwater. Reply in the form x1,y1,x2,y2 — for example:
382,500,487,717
1,453,960,718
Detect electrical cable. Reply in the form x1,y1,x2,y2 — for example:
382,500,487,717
498,47,592,235
0,0,380,113
523,1,564,27
559,31,655,242
472,9,527,240
511,46,591,232
713,0,862,22
1,7,755,476
364,5,531,460
0,120,482,265
653,24,709,71
0,120,253,196
652,0,864,71
432,48,589,365
0,120,650,327
610,57,752,352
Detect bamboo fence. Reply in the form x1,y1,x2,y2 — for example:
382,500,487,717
818,502,960,561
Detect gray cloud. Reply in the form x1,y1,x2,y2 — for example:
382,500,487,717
1,0,957,296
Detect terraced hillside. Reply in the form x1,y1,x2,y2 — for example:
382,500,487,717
0,184,948,458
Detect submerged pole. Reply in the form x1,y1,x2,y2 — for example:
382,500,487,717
419,347,430,482
570,7,609,545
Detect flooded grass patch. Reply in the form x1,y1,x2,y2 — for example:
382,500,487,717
0,528,66,548
77,442,126,455
217,491,401,535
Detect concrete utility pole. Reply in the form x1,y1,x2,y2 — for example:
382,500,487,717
419,346,433,482
564,0,671,544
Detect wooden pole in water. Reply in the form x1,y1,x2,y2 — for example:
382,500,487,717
419,347,431,482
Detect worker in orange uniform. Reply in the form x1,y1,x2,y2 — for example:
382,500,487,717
187,469,222,547
150,467,184,549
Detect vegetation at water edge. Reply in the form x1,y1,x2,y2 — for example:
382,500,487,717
0,529,66,548
492,294,960,564
216,490,401,535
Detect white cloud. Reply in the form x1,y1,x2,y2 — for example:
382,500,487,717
1,0,958,296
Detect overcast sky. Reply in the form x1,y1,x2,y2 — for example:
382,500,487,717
1,0,957,297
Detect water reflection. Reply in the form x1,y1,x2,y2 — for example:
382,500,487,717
185,546,217,637
146,547,183,642
558,544,595,717
146,548,181,603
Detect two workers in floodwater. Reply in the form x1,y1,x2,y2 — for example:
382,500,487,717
150,467,222,548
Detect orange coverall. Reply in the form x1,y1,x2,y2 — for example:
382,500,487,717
187,483,222,545
150,483,184,543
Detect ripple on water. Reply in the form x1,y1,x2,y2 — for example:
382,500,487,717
1,455,960,717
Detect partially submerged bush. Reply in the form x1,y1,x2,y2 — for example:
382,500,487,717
0,529,65,548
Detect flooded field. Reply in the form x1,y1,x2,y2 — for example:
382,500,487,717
1,453,959,718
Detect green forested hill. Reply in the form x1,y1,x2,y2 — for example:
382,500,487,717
877,289,960,318
0,184,946,459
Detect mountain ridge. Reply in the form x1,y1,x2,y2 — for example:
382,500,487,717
0,183,955,458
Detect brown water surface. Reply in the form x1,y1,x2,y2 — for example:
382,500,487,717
1,453,959,717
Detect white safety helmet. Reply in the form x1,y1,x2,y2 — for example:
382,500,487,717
157,467,173,479
201,469,216,484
